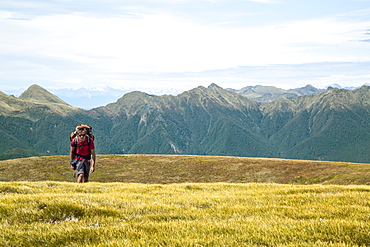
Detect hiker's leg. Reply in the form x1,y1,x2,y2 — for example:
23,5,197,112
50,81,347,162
77,173,85,183
76,160,85,183
83,160,91,183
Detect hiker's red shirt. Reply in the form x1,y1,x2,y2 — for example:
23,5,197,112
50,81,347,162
71,136,95,157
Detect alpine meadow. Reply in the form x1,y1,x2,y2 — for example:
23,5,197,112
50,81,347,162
2,84,370,246
1,181,370,246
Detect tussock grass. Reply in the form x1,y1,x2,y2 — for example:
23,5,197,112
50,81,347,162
0,154,370,184
1,181,370,246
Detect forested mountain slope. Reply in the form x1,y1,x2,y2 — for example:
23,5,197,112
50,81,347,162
1,84,370,163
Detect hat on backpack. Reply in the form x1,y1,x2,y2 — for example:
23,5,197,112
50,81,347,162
70,124,94,141
76,124,91,133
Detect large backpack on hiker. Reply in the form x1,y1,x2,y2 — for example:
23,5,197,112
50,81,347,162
70,124,94,169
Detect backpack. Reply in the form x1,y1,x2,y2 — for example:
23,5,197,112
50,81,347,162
70,124,94,160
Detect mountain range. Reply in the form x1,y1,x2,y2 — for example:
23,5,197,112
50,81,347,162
1,83,370,163
4,83,360,109
4,86,183,110
226,84,322,102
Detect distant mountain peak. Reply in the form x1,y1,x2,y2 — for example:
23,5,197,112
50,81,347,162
302,84,315,89
326,84,342,89
19,84,69,105
227,84,323,103
208,83,222,89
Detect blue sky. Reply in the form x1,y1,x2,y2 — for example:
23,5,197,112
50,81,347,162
1,0,370,94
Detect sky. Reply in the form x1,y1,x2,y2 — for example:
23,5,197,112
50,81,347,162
1,0,370,94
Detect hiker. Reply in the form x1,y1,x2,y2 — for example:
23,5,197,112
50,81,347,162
70,125,96,183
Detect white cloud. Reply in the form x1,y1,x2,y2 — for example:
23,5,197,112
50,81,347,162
1,1,370,91
6,12,367,73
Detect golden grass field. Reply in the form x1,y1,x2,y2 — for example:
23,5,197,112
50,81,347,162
1,182,370,246
1,154,370,184
1,155,370,246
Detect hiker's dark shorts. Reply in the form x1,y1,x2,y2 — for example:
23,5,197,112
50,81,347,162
76,159,91,179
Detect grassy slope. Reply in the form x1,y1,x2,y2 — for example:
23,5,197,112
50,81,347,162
2,156,370,246
1,182,370,246
0,154,369,184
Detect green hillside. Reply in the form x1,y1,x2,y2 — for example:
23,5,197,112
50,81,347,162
1,84,370,163
1,154,370,184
